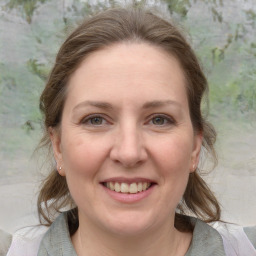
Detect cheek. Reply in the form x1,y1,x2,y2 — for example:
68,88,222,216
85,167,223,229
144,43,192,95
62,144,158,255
61,134,108,178
60,135,108,207
154,135,193,174
152,135,192,202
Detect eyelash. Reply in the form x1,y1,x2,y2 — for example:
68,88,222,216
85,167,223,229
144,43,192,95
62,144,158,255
80,114,175,127
80,114,109,126
147,114,176,126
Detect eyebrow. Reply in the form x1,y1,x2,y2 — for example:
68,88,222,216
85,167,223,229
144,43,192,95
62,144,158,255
72,99,181,113
73,100,113,113
142,100,181,109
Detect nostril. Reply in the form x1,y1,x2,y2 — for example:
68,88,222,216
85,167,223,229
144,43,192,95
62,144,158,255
109,130,148,167
110,149,146,168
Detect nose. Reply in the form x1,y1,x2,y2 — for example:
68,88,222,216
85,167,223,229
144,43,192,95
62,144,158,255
110,124,148,168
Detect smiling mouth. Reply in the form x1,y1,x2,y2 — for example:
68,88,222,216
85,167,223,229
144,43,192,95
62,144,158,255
102,182,153,194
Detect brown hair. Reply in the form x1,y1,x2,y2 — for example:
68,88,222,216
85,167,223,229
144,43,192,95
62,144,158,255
38,6,220,231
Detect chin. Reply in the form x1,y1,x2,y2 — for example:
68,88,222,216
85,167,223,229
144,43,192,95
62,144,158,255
107,223,150,237
101,211,156,236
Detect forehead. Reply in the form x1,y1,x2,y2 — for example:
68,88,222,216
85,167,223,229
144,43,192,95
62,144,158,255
65,42,188,108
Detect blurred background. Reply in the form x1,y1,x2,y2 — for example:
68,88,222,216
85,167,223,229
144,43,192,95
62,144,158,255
0,0,255,234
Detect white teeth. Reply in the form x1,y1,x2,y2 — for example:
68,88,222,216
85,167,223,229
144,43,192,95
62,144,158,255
129,183,137,193
114,182,121,192
105,181,151,193
110,182,115,190
138,182,142,192
142,182,147,191
120,183,129,193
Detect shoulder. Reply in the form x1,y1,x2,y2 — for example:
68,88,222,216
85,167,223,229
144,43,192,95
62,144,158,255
0,229,12,256
244,226,256,248
6,225,48,256
6,213,71,256
38,211,77,256
212,222,256,256
186,217,256,256
186,218,226,256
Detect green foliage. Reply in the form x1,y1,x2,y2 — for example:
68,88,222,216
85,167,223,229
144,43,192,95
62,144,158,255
26,59,49,81
22,120,35,133
194,0,223,7
0,65,17,89
5,0,48,23
1,0,256,125
210,82,240,105
131,0,148,8
165,0,190,18
165,0,224,22
210,6,222,23
211,34,233,64
175,0,256,119
209,69,256,116
211,47,225,63
235,69,256,113
245,9,256,28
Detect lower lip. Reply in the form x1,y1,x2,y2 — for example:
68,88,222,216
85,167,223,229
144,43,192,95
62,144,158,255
101,184,155,203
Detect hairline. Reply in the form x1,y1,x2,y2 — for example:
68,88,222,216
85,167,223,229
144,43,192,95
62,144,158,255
56,39,195,130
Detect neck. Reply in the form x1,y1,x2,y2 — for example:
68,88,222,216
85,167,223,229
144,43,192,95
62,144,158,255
72,215,192,256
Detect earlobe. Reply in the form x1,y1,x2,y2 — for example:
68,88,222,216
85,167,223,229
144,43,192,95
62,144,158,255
57,166,65,176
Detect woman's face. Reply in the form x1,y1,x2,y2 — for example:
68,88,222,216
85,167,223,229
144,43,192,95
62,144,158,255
51,42,202,236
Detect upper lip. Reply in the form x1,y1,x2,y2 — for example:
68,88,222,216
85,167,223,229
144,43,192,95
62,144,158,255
100,177,157,184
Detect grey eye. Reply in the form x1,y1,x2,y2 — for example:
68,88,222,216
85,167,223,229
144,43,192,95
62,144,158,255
152,116,166,125
90,117,103,125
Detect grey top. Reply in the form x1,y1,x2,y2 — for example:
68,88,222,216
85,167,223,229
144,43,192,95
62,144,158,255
37,212,228,256
244,226,256,247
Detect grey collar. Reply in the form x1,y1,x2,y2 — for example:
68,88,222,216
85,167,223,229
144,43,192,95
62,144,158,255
38,212,226,256
38,212,77,256
185,218,226,256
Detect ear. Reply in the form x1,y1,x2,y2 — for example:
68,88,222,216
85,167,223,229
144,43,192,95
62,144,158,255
49,127,65,176
190,131,203,173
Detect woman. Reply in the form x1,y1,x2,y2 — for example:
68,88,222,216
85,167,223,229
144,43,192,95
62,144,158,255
7,6,256,256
